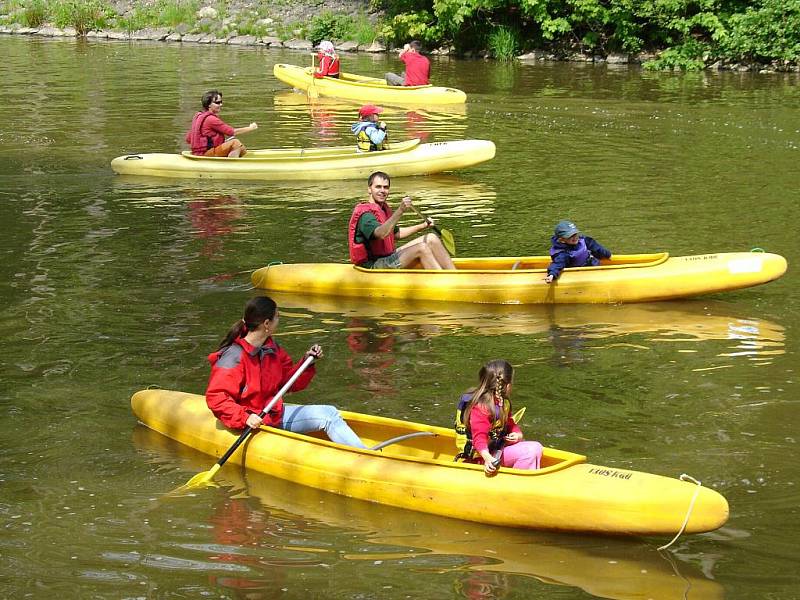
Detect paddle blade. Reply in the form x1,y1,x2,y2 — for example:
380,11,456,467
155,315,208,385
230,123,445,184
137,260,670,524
167,464,221,496
440,228,456,256
307,82,319,99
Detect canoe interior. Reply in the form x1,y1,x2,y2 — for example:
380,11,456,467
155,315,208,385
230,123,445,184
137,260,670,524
180,138,420,161
313,410,586,474
358,253,670,273
324,69,434,90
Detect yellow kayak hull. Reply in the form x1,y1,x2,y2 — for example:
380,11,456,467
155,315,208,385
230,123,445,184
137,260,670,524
131,389,729,535
252,252,787,304
135,425,725,599
273,63,467,105
110,138,494,180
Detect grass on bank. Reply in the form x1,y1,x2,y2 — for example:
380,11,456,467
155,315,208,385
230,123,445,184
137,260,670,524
1,0,381,45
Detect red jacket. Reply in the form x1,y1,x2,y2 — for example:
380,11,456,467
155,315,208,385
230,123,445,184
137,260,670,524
206,337,316,429
468,402,522,456
314,53,340,78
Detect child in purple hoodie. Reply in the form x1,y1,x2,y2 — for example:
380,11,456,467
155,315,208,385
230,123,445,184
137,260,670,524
544,220,612,283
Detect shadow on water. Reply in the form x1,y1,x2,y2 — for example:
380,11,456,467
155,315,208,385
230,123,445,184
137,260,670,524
134,426,724,600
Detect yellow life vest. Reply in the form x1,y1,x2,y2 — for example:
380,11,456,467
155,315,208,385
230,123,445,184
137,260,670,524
454,392,510,461
356,126,385,152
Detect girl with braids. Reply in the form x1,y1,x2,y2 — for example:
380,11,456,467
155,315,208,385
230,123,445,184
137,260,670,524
205,296,366,448
456,360,542,475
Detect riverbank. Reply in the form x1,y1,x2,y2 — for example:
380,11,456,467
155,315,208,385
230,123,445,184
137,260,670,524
1,0,798,72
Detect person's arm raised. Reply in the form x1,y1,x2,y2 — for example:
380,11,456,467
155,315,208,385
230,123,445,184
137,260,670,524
233,122,258,136
372,196,411,239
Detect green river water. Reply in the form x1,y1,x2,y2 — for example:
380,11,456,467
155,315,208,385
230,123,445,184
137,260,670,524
1,36,798,599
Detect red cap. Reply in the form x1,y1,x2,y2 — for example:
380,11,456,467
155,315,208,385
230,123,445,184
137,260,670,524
359,104,383,117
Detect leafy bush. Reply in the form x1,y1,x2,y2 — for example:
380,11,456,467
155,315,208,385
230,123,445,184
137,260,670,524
643,40,708,71
22,0,47,27
488,26,520,60
52,0,111,34
308,11,355,44
722,0,800,62
352,13,377,45
158,0,197,27
379,10,442,46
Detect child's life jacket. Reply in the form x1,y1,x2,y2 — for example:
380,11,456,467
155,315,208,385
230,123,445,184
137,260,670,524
454,392,511,461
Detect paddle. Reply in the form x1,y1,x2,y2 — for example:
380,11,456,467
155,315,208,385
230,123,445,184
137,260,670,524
170,354,316,494
308,52,320,100
409,204,456,256
490,406,527,472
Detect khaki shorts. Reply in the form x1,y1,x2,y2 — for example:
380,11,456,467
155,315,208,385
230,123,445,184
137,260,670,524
371,251,402,269
204,138,246,157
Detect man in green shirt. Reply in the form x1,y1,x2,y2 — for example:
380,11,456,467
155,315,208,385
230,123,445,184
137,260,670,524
348,171,455,270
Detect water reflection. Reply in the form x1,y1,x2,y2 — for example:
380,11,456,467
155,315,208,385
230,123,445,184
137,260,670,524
187,194,245,257
134,427,724,599
271,293,785,364
272,90,468,143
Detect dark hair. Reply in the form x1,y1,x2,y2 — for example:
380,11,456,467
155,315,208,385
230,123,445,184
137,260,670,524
218,296,277,349
409,40,422,52
368,171,391,187
465,359,513,426
202,90,222,110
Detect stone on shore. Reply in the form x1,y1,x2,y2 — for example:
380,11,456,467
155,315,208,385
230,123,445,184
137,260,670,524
338,41,359,52
363,41,385,53
229,35,257,45
284,38,312,50
518,50,551,61
260,36,282,47
166,32,182,42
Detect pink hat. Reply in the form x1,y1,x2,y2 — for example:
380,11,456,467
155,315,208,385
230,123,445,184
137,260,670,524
359,104,383,117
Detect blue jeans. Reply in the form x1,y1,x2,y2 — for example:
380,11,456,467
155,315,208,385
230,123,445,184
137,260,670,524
281,404,367,449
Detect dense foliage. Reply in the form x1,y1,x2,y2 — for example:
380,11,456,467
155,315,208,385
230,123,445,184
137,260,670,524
374,0,800,68
3,0,798,68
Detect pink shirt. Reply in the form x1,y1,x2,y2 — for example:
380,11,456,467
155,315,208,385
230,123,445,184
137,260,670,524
185,112,236,155
401,52,430,86
468,403,522,455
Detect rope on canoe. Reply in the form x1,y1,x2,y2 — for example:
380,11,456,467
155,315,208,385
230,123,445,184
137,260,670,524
658,474,702,551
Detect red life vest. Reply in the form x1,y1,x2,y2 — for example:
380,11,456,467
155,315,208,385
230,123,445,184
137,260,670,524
348,202,396,265
187,111,215,155
315,53,340,78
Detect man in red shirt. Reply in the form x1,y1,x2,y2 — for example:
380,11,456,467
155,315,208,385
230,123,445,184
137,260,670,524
185,90,258,158
385,40,430,86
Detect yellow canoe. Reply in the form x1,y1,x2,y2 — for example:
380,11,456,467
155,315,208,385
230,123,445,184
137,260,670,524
274,63,467,105
110,138,494,180
134,425,725,599
131,388,729,536
252,252,787,304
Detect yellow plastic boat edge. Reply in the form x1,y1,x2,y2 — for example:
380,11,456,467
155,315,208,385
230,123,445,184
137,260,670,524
251,252,787,304
132,389,729,535
273,63,467,105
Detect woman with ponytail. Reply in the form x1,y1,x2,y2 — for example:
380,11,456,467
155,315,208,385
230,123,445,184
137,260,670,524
458,360,542,475
205,296,366,448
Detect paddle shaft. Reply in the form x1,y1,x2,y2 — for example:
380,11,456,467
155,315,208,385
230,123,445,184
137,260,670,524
409,204,443,237
215,354,315,468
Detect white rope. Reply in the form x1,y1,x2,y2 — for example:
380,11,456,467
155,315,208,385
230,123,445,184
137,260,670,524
658,473,702,551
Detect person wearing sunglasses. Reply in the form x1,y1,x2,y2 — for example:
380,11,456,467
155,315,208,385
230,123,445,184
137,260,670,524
185,90,258,158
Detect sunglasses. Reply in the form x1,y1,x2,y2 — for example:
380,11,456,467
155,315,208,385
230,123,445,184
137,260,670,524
212,99,223,105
